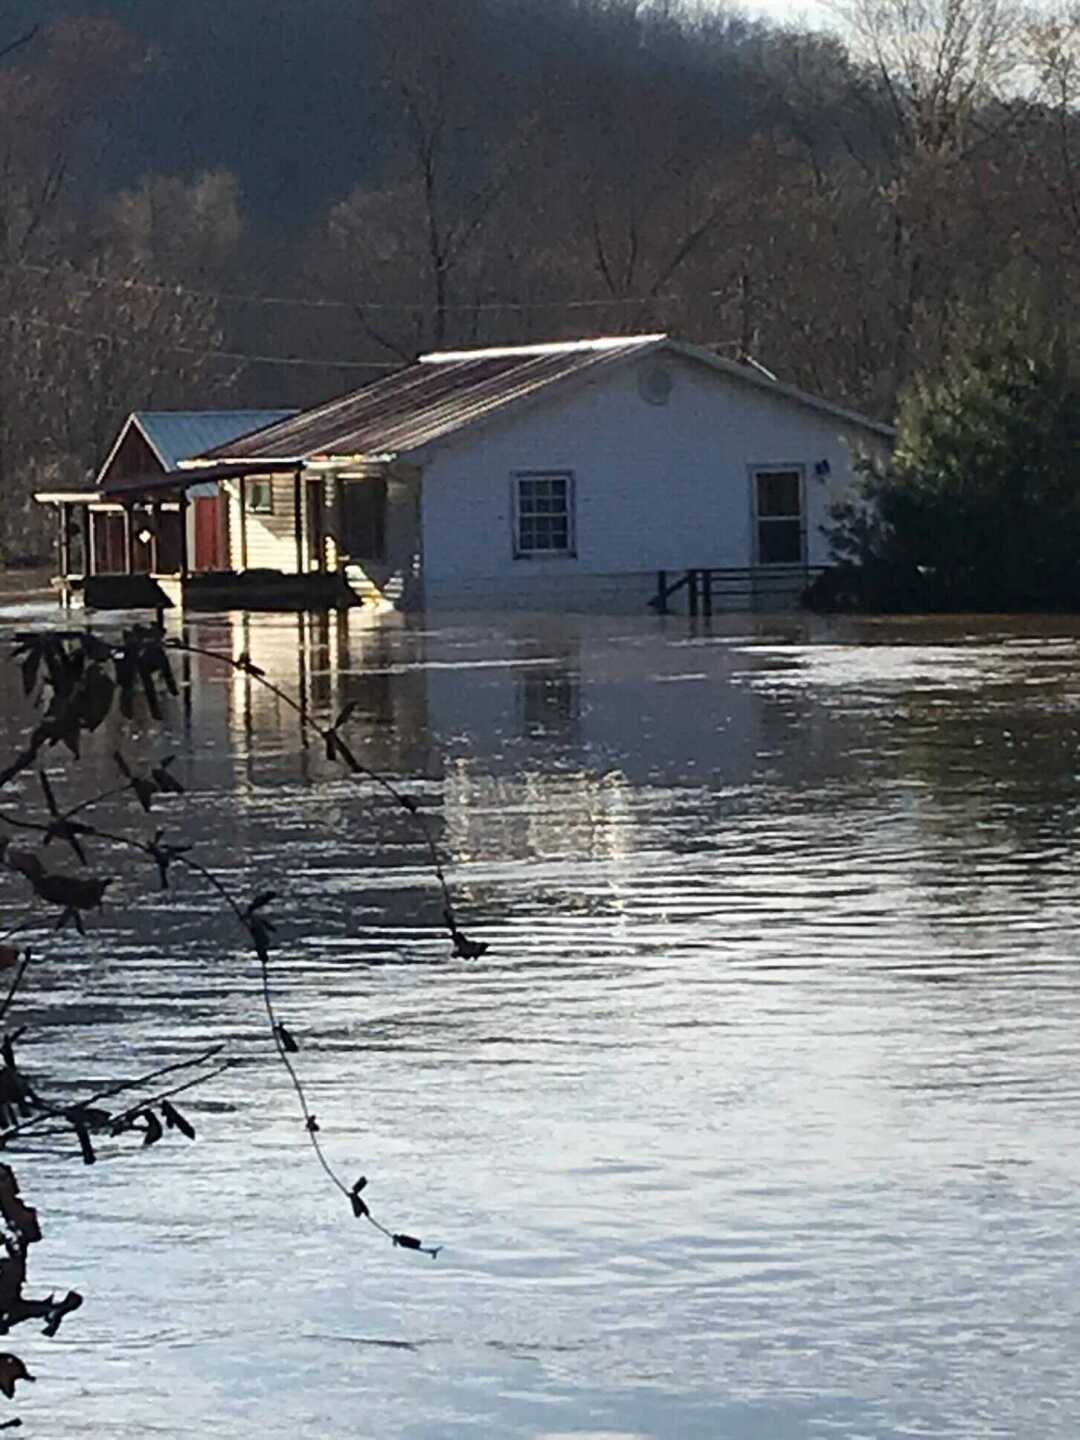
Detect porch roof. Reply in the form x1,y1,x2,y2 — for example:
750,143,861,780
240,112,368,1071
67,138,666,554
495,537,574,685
33,490,103,506
103,459,305,500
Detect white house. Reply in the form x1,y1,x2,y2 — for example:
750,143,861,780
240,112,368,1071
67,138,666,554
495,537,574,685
192,333,892,613
39,335,894,613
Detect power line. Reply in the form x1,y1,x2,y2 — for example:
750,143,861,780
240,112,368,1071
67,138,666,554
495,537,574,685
2,313,398,371
8,259,719,316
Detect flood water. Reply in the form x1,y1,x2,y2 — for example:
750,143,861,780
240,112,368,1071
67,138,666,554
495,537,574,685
3,605,1080,1438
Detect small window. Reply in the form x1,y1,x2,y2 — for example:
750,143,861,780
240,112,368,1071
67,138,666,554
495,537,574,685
753,468,804,565
246,479,274,515
514,472,574,557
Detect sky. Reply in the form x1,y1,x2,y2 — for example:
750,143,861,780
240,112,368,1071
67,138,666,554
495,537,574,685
744,0,837,29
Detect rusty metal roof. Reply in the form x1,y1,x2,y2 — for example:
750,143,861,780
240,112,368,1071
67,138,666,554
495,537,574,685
200,333,894,466
202,337,666,463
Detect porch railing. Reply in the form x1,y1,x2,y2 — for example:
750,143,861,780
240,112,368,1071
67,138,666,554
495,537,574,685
649,566,827,616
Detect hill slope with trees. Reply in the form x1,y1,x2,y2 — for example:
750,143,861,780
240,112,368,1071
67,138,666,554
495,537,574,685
1,0,1079,561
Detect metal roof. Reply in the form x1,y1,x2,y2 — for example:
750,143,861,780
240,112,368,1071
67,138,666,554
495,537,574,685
202,334,894,467
94,409,297,493
136,410,298,470
203,337,664,463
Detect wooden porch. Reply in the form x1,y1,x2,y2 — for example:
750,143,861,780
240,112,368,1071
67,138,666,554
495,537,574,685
36,460,380,614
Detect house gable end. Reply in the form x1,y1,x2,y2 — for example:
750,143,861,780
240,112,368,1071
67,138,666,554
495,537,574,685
400,339,892,467
95,417,168,490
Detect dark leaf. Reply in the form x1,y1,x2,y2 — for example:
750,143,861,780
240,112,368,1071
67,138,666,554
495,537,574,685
81,634,114,664
67,1106,110,1131
79,665,116,732
275,1022,300,1054
349,1193,369,1218
150,758,184,795
333,701,358,731
236,651,266,678
392,1233,423,1250
131,777,157,813
32,872,112,911
41,1290,82,1338
0,1354,32,1399
19,651,40,699
451,929,488,961
160,1101,196,1140
305,1115,320,1133
156,651,179,697
136,657,163,720
138,1109,164,1147
250,918,272,962
73,1123,95,1166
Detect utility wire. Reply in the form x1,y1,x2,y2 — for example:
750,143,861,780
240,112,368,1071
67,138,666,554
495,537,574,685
2,312,398,370
8,258,727,316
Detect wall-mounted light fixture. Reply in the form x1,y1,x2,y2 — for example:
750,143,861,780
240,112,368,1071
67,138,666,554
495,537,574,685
813,459,831,480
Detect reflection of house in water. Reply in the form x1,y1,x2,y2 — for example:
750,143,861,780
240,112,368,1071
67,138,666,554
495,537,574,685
171,609,870,871
178,610,435,780
514,631,582,741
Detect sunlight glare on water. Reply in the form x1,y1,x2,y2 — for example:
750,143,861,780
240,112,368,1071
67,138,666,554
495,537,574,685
2,607,1080,1438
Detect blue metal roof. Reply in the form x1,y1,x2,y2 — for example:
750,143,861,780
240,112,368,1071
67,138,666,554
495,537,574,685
135,410,296,470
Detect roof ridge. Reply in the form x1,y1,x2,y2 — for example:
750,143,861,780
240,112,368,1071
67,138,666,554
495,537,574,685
420,334,666,363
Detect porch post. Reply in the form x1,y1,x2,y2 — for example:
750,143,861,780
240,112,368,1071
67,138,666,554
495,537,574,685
238,478,249,570
57,504,70,580
122,504,135,575
149,503,161,575
178,494,190,578
293,466,305,575
87,508,98,576
310,478,325,572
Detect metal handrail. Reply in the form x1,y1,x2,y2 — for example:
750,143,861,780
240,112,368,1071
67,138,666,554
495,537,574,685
649,565,827,615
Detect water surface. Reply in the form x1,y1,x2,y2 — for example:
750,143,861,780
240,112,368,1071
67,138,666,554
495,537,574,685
2,607,1080,1438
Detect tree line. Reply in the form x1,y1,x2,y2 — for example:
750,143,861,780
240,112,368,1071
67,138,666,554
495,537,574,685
1,0,1079,563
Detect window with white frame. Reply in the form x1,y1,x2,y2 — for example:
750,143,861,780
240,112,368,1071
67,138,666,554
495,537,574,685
752,467,805,565
513,472,574,557
246,479,274,515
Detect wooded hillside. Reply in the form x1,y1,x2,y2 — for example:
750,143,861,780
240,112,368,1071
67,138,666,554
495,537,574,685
2,0,1078,560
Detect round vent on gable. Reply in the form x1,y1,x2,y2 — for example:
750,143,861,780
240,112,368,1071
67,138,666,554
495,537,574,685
639,363,673,406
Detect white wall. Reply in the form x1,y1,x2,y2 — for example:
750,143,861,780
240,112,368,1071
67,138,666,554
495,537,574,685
418,352,889,608
225,476,300,571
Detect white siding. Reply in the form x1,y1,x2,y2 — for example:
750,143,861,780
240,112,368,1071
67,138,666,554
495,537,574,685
418,353,888,608
226,476,300,571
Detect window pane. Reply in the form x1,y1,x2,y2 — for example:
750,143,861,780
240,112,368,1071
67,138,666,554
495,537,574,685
247,480,273,515
517,474,572,554
756,471,801,518
758,519,803,564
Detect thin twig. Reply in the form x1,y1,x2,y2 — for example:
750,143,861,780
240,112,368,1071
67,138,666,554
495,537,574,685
0,951,32,1026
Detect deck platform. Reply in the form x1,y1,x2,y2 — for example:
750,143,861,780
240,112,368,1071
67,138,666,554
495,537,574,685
64,570,367,614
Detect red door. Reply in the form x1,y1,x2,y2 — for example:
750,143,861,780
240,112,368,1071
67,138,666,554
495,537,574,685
193,496,229,571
